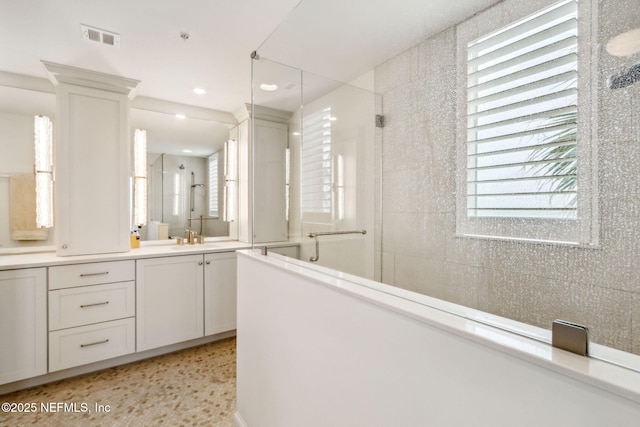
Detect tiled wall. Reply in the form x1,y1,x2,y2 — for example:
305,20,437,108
375,0,640,354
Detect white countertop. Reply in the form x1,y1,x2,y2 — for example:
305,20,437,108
0,240,256,270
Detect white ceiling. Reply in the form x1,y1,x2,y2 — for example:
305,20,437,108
258,0,500,84
0,0,499,155
0,0,302,113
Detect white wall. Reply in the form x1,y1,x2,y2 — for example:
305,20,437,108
236,251,640,427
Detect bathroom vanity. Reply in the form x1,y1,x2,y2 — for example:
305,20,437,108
0,241,273,394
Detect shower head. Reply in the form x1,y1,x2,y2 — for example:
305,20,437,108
191,184,205,188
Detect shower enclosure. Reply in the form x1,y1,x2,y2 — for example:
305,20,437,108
147,153,227,239
251,58,380,280
249,0,640,366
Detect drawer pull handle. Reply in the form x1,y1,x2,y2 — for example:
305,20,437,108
80,339,110,348
80,301,109,308
79,271,109,277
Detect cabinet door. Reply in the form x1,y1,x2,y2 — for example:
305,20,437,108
253,119,288,243
0,268,47,384
55,83,130,256
136,255,204,351
204,252,237,335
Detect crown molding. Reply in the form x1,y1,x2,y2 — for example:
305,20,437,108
42,61,140,98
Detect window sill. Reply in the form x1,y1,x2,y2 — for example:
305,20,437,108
455,233,601,249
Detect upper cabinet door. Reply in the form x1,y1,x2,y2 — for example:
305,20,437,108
253,119,288,243
55,84,131,256
43,62,139,257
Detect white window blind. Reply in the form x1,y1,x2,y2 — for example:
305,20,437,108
301,107,332,214
208,152,219,217
466,0,578,220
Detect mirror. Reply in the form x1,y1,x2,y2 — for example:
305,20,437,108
130,108,233,240
0,81,236,249
0,85,56,250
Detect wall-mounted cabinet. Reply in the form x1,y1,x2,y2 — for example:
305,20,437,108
253,119,288,243
43,62,139,256
233,105,289,244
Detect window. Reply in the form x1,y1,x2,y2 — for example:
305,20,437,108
456,0,596,244
208,152,219,217
301,107,333,216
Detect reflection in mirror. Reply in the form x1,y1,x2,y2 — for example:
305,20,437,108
0,85,56,250
130,109,232,241
0,78,236,249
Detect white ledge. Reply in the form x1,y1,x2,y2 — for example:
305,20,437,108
238,249,640,405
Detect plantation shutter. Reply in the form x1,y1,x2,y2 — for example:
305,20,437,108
301,107,332,214
466,0,578,219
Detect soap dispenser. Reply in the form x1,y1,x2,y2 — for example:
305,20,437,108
130,229,141,249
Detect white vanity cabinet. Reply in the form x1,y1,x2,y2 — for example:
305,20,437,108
204,252,237,335
48,261,136,372
136,255,205,351
0,268,47,385
137,251,238,350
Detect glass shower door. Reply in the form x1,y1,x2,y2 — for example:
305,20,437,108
251,56,381,280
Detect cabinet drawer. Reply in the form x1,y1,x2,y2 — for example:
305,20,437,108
49,281,135,331
49,260,135,290
49,318,135,372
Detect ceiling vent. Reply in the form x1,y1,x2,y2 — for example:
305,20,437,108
80,24,120,48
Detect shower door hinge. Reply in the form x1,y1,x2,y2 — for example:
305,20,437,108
552,320,589,356
375,114,385,128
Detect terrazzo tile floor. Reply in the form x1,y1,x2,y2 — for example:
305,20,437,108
0,337,236,427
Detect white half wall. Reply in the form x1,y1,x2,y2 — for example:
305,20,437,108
236,250,640,427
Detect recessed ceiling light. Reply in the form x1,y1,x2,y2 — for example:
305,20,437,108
182,149,192,153
176,114,186,119
259,83,278,91
193,88,206,95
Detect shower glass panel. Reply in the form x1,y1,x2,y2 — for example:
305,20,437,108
148,153,208,238
251,57,380,280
